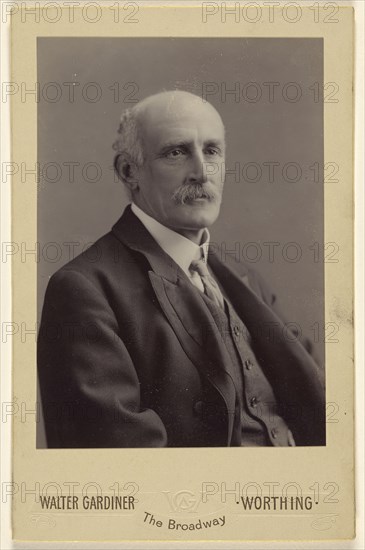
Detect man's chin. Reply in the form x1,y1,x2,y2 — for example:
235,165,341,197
175,201,221,228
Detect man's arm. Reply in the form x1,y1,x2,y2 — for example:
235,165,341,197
38,269,168,448
248,267,325,380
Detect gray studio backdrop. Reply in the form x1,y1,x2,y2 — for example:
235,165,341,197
37,38,324,447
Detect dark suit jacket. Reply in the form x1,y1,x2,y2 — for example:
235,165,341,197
38,205,325,448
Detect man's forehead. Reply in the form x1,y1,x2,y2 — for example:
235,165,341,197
140,121,225,153
140,106,224,144
150,123,224,143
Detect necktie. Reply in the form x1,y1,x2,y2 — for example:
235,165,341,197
190,258,225,310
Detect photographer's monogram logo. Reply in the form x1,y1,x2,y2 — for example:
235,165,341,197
163,490,201,513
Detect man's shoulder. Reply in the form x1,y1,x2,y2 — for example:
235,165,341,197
48,228,137,289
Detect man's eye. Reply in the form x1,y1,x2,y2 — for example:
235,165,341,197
166,149,186,159
205,148,220,156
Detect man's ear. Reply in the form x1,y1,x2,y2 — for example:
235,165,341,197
114,153,139,193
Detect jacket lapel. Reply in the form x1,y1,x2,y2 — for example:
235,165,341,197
112,206,237,444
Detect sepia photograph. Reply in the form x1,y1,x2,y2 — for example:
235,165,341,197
36,37,325,449
7,3,357,544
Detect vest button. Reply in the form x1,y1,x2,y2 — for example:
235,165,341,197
194,401,204,416
245,359,253,370
271,428,278,439
233,325,240,336
249,396,258,408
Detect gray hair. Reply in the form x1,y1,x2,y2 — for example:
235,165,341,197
112,105,144,186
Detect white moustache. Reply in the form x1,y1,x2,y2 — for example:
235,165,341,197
172,183,221,205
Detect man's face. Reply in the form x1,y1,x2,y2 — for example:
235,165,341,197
133,95,226,240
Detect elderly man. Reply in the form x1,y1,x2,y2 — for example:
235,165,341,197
38,90,325,448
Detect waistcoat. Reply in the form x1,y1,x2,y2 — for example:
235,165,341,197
200,290,295,447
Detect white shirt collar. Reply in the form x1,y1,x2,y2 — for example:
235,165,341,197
131,203,210,276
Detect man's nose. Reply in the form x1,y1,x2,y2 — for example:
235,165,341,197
187,152,208,184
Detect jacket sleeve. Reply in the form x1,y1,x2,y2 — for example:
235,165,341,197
247,267,325,378
244,266,326,446
38,269,168,448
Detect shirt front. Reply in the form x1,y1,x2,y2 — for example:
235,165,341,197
131,202,210,293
